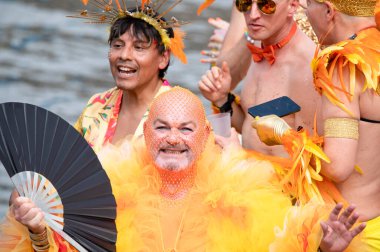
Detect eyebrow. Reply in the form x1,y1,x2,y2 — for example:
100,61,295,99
153,119,196,128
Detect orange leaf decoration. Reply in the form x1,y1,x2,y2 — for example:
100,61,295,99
170,29,187,64
197,0,215,15
81,0,89,5
141,0,150,9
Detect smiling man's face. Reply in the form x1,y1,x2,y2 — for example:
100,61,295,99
144,88,209,171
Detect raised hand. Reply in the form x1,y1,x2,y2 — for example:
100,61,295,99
200,17,230,64
12,196,46,234
320,203,366,252
198,61,232,104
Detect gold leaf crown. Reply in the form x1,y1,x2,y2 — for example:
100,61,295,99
316,0,376,17
69,0,188,63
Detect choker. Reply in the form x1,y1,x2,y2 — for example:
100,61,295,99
246,22,297,65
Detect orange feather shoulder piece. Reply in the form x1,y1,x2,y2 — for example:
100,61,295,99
312,28,380,116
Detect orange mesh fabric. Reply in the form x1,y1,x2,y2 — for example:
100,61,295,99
143,86,210,199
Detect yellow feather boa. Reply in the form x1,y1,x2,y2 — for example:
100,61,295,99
99,137,366,251
101,138,294,251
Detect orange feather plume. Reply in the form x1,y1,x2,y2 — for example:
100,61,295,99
170,29,187,64
141,0,150,9
81,0,89,5
197,0,215,15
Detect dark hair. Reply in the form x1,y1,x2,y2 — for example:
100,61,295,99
108,9,174,78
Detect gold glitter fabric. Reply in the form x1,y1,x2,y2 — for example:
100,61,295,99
315,0,376,17
324,117,359,140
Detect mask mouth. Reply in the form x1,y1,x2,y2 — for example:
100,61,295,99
160,148,188,155
235,0,277,15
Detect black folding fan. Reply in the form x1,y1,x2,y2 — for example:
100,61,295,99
0,102,117,252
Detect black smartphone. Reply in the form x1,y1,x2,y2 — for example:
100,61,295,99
248,96,301,118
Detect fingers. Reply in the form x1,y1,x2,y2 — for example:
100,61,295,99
350,222,366,238
208,17,230,30
208,41,222,50
199,70,219,92
329,202,344,222
340,205,358,230
200,50,219,64
200,58,216,64
201,50,219,58
320,221,331,236
338,204,356,225
209,34,224,44
13,197,45,233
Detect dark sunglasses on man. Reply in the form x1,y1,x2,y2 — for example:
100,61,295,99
235,0,277,15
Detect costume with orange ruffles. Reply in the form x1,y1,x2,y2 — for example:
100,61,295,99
100,135,365,251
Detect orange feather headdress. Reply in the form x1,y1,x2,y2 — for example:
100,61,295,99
70,0,188,63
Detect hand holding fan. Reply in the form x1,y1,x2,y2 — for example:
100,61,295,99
0,102,117,252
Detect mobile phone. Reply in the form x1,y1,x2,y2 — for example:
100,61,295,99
248,96,300,118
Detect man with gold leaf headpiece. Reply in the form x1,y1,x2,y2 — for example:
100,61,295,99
73,0,187,153
254,0,380,250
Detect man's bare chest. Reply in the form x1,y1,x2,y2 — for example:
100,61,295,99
240,67,293,111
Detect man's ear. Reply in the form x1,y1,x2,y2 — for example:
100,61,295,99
204,122,211,142
288,0,299,17
159,50,170,70
324,1,336,21
143,121,147,135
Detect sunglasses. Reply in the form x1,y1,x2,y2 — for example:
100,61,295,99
235,0,277,15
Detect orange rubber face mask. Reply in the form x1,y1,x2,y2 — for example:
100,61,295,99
144,87,210,171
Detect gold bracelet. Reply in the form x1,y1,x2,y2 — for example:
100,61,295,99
32,242,50,252
324,117,359,140
29,228,47,241
31,237,49,246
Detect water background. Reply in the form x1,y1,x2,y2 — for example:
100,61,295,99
0,0,231,218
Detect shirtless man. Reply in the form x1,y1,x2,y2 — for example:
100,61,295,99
199,0,319,156
305,0,380,249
